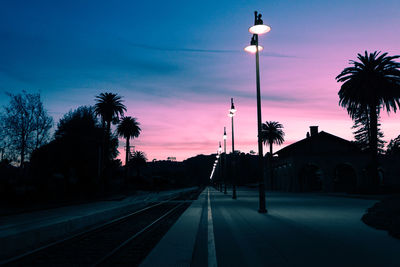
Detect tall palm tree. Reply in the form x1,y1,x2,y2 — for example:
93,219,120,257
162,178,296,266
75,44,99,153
336,51,400,190
94,92,126,135
336,51,400,156
117,116,141,166
261,121,284,191
94,93,126,190
261,121,285,155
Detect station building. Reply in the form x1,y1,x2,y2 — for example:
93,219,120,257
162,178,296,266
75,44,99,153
272,126,400,193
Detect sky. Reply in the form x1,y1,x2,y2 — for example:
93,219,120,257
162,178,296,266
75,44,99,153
1,0,400,163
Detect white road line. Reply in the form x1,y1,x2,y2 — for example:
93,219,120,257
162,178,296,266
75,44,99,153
207,187,218,267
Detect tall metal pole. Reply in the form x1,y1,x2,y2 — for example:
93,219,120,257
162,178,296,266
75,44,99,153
255,31,267,213
218,142,222,192
223,127,227,194
231,98,237,199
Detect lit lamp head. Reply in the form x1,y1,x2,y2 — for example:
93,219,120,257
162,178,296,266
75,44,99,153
228,98,236,117
244,35,263,54
223,127,227,140
249,11,271,35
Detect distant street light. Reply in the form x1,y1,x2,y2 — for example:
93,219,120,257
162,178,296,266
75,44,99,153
229,98,237,199
223,127,227,194
218,142,223,192
244,11,270,213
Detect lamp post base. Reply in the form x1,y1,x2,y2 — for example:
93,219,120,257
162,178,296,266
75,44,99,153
258,208,267,214
232,185,237,199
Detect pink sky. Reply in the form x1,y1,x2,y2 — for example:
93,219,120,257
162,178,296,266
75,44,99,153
1,1,399,164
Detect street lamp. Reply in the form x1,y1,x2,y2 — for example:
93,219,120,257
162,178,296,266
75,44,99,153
223,127,227,194
229,98,237,199
244,11,270,213
218,142,223,192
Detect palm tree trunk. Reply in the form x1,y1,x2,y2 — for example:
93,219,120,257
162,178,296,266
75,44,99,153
124,137,130,190
368,104,379,191
125,137,130,166
102,120,111,192
269,142,273,190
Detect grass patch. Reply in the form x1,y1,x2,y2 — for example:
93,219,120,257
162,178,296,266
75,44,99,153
362,195,400,239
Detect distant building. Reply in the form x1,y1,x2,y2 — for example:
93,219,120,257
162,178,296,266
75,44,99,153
167,157,177,162
272,126,371,192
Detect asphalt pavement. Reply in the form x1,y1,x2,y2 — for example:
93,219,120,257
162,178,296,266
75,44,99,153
143,187,400,267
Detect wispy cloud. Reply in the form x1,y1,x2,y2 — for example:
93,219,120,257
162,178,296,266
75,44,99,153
120,39,296,58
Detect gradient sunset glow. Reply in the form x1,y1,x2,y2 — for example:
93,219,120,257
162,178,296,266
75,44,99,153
1,0,399,163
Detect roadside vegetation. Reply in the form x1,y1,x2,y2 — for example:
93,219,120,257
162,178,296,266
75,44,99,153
362,196,400,239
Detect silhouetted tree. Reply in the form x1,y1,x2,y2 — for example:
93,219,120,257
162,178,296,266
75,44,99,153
0,119,12,162
0,91,52,167
261,121,285,155
351,106,386,154
336,51,400,157
129,151,147,178
94,92,126,135
261,121,284,190
31,106,118,195
94,92,126,174
117,116,141,166
387,135,400,155
336,51,400,189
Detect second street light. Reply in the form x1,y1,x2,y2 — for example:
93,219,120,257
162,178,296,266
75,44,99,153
244,11,270,213
229,98,237,199
223,127,227,194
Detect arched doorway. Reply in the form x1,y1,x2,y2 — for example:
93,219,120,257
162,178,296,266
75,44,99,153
298,164,323,192
333,164,357,193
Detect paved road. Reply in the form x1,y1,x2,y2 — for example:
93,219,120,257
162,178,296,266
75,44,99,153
203,187,400,267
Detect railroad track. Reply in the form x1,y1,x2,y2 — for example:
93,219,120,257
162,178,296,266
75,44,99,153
1,189,201,266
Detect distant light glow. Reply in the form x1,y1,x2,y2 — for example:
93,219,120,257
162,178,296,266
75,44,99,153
249,24,271,35
228,111,236,118
244,45,263,54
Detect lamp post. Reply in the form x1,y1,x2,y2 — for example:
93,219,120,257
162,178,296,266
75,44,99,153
223,127,227,194
229,98,237,199
214,159,218,189
215,153,222,192
218,143,222,192
244,11,271,213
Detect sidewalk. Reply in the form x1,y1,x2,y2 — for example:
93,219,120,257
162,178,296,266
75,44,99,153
0,187,197,261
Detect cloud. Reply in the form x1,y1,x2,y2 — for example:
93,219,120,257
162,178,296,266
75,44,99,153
0,30,182,87
120,39,297,58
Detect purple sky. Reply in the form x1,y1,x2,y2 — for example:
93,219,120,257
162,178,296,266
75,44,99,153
1,0,400,162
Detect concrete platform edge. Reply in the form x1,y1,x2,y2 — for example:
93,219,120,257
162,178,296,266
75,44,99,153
140,187,207,267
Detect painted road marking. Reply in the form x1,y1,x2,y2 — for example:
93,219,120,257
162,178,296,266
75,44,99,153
207,188,218,267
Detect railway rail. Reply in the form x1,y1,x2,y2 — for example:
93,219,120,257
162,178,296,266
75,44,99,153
1,188,201,266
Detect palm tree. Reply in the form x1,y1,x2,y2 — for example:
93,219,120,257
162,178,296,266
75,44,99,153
336,51,400,187
94,93,126,190
94,92,126,135
261,121,285,155
262,121,284,190
336,51,400,155
117,116,141,166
